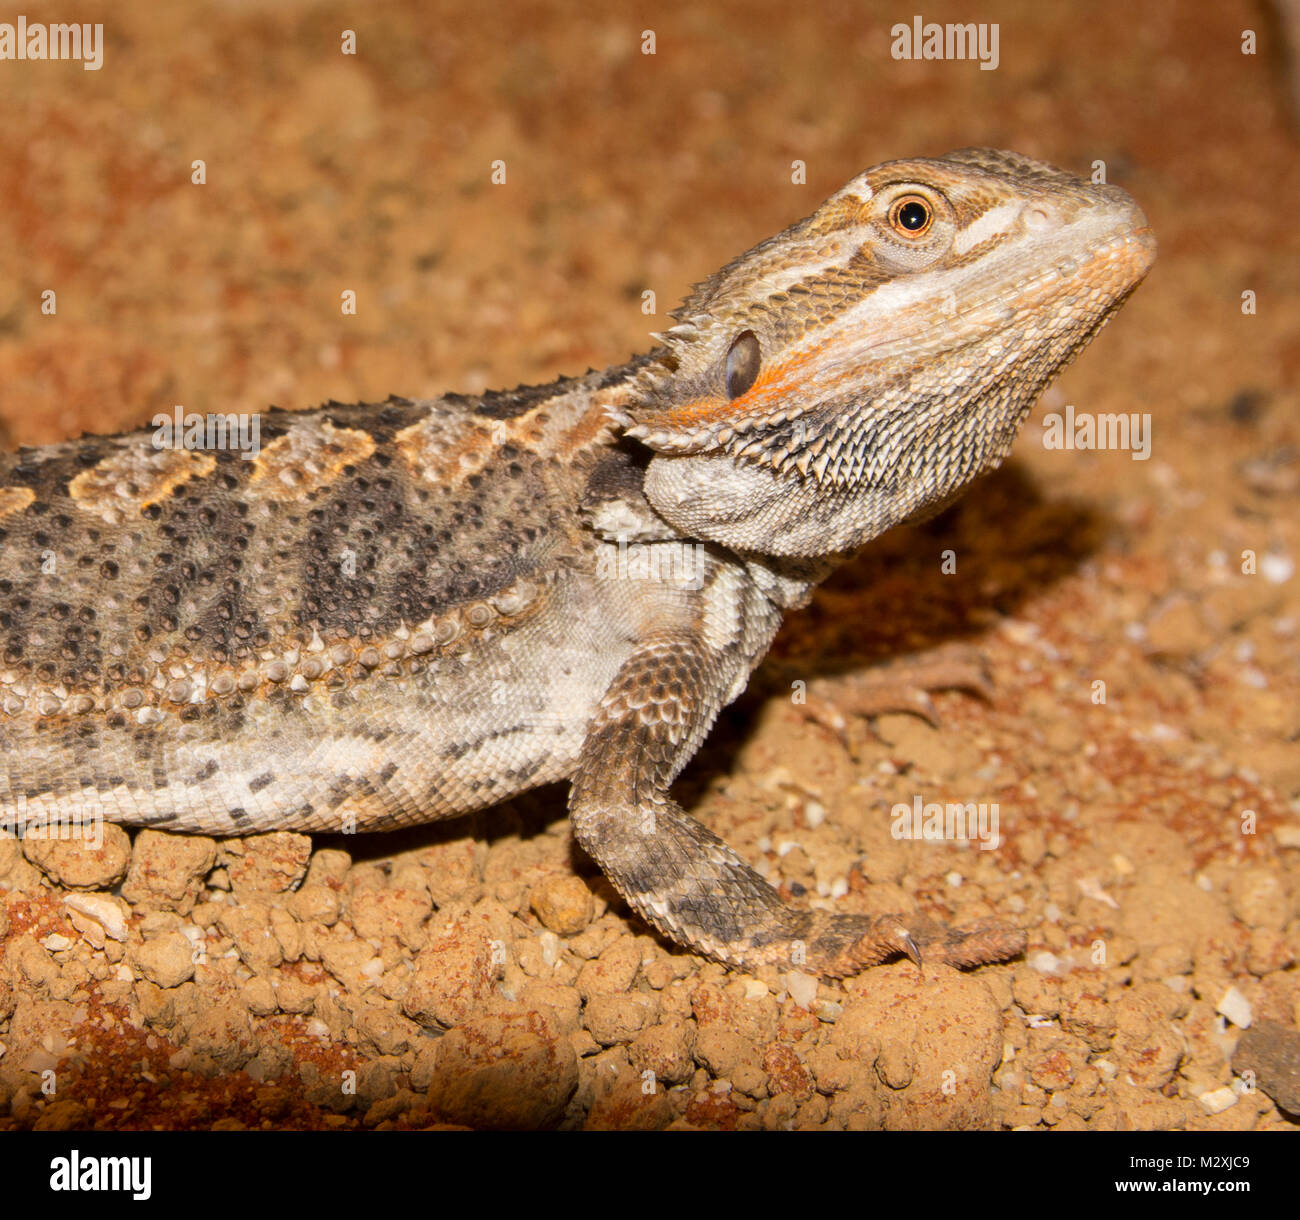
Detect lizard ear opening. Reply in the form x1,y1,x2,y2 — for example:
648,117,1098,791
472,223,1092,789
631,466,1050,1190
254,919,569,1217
724,331,761,399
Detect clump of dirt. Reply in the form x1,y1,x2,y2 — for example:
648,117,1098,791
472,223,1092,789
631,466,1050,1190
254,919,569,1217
1,717,1295,1132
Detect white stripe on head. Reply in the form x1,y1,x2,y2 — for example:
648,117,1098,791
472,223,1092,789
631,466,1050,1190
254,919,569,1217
952,201,1021,256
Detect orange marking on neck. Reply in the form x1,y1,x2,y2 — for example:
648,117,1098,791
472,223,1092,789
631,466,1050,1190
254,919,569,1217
649,347,824,432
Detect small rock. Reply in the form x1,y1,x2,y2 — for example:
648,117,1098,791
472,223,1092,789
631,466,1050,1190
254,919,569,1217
32,1099,90,1131
22,824,131,890
576,937,642,1000
1029,951,1063,975
1197,1087,1238,1115
403,924,498,1028
130,931,195,989
64,893,130,943
222,832,311,895
426,1002,577,1129
350,884,432,949
530,875,596,935
275,977,316,1015
122,831,216,914
784,970,819,1011
1232,1019,1300,1114
1215,986,1253,1029
242,976,278,1017
187,1005,256,1073
584,992,658,1045
628,1017,697,1086
287,884,341,926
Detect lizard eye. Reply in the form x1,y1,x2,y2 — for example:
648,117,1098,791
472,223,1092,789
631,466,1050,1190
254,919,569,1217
890,195,933,237
725,331,761,399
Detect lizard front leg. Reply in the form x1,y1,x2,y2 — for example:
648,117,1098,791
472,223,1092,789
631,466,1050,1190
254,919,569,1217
569,634,1025,978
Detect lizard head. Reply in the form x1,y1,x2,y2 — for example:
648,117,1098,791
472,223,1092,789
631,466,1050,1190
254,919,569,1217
617,148,1156,558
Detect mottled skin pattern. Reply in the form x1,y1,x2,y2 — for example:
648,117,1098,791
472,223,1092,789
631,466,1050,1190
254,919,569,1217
0,150,1155,975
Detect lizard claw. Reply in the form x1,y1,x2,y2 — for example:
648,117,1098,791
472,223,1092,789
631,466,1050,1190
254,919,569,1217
899,928,923,968
897,913,1026,969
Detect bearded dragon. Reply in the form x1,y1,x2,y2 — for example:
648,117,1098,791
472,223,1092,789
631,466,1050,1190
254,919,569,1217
0,149,1155,976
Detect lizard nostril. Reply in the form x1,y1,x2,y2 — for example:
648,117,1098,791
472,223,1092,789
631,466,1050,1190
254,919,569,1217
1023,205,1055,231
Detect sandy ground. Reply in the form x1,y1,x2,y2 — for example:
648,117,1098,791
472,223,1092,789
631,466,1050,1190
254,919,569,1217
0,0,1298,1130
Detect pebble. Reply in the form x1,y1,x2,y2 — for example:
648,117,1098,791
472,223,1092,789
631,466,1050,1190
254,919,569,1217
1197,1087,1238,1115
1215,986,1253,1029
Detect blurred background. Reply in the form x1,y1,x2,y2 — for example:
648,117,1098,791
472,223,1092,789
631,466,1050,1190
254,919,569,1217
0,0,1293,445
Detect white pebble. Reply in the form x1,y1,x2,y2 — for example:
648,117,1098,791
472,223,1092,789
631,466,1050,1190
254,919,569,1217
1198,1087,1238,1115
1216,986,1253,1028
1261,553,1294,584
784,971,819,1011
538,931,561,967
64,892,129,942
1076,877,1119,909
1029,950,1062,975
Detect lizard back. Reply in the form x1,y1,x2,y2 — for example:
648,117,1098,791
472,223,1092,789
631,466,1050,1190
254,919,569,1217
0,368,669,833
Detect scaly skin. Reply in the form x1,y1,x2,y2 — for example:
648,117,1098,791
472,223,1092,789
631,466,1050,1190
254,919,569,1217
0,149,1155,975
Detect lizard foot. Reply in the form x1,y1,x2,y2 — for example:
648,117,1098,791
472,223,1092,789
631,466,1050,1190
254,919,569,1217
799,643,992,744
804,910,1026,978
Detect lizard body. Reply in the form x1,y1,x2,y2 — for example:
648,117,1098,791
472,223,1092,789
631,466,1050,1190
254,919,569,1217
0,149,1154,975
